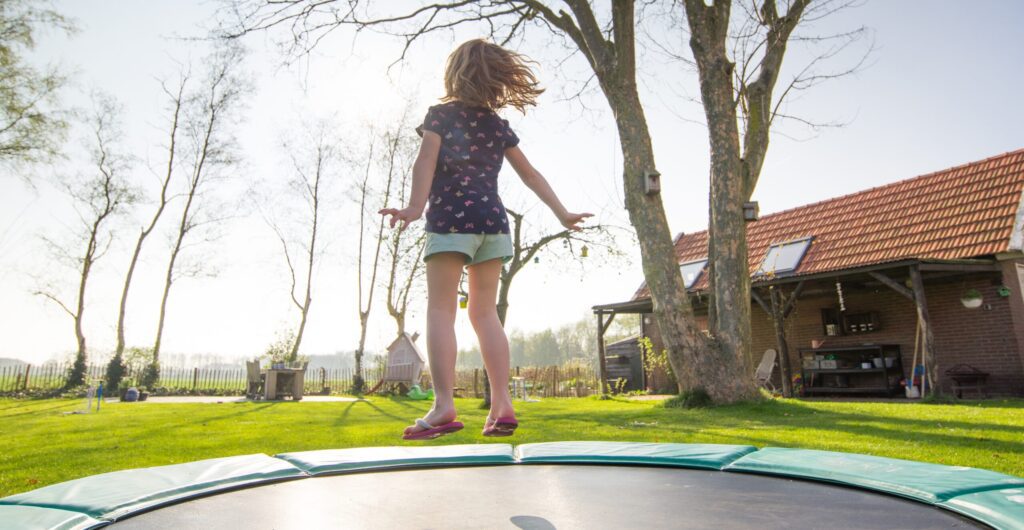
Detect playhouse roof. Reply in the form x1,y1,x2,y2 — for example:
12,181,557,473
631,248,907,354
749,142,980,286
387,332,427,363
633,148,1024,299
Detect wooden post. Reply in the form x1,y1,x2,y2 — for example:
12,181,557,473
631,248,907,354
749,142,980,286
596,311,615,395
768,287,793,397
597,312,607,395
23,364,31,390
909,265,939,394
192,367,198,389
473,368,479,398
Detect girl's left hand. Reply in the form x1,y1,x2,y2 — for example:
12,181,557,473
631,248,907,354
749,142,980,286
560,212,593,231
379,206,423,230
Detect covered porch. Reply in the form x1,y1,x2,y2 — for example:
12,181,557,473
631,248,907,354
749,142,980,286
594,257,1024,397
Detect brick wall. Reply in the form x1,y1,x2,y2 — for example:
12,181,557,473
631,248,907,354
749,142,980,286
640,268,1024,397
752,273,1023,396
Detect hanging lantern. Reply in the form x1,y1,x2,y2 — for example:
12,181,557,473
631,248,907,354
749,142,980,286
459,294,468,309
581,245,589,258
534,256,539,264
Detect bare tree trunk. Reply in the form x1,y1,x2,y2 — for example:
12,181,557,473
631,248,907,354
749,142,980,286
152,49,244,384
115,77,185,359
37,97,134,389
354,130,399,392
288,144,324,361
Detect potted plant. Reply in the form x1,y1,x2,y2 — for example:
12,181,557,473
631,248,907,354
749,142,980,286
961,289,983,309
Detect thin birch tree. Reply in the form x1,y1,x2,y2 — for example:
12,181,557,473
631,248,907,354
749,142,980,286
271,121,339,361
35,95,136,388
352,121,406,393
149,46,246,386
380,124,426,339
108,74,189,385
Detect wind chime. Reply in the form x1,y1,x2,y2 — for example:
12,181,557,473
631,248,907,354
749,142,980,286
835,281,846,311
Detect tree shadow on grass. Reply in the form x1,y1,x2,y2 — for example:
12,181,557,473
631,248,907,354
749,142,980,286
1,401,79,418
354,399,415,424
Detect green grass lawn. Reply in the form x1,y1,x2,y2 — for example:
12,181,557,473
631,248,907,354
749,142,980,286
1,396,1022,497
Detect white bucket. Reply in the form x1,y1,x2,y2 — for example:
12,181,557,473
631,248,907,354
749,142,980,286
906,385,920,398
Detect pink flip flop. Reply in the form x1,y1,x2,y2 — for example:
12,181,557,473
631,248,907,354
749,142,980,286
403,418,464,440
483,416,518,437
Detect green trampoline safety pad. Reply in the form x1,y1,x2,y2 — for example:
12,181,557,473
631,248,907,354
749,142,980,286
726,447,1024,505
940,487,1024,530
276,443,515,475
0,505,105,530
516,441,758,470
0,454,305,521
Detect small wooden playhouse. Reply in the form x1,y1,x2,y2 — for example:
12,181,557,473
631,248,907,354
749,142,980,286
370,332,427,393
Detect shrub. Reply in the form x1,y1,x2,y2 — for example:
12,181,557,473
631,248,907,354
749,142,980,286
104,352,127,394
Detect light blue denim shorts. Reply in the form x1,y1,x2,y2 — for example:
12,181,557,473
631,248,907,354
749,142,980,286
424,232,514,265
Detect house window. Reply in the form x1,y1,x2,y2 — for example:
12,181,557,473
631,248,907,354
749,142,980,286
756,238,812,276
680,259,708,288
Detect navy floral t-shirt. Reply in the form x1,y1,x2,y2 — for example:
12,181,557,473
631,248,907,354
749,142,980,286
416,101,519,234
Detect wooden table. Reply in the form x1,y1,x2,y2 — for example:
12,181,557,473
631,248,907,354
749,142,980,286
263,368,305,400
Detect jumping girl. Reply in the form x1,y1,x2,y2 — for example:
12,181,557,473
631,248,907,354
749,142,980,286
380,39,591,439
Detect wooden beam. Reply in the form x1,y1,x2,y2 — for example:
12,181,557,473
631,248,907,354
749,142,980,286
868,271,915,301
751,290,771,314
769,287,793,397
909,265,939,394
782,281,805,319
918,262,1000,273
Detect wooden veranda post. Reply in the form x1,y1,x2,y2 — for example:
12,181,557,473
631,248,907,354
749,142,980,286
768,287,794,397
596,311,615,395
908,265,939,393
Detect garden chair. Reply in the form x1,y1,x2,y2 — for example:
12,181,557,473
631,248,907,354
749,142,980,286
754,349,777,393
245,360,265,400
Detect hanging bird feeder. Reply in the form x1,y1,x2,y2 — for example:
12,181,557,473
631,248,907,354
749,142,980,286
534,256,539,264
459,294,468,309
581,245,589,258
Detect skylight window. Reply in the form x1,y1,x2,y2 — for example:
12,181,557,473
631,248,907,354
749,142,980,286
756,238,813,276
680,259,708,288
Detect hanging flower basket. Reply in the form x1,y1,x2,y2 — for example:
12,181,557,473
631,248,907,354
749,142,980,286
961,289,983,309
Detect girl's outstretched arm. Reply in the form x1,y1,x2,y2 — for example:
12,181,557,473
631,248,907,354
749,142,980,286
379,131,442,229
505,146,592,231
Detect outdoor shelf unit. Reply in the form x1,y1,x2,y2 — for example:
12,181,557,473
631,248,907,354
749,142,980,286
800,344,903,397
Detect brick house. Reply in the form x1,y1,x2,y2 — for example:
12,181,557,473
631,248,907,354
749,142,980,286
595,149,1024,397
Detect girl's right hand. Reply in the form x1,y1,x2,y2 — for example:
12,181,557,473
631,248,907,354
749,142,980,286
378,206,423,230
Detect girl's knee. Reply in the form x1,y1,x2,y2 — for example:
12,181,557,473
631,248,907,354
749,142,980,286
467,305,497,327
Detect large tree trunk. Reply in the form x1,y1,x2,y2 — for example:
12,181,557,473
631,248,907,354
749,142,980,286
605,86,708,394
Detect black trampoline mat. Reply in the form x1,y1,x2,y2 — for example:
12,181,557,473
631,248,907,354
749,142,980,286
112,465,986,529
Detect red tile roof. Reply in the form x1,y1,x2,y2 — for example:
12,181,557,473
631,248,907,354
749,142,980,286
634,149,1024,299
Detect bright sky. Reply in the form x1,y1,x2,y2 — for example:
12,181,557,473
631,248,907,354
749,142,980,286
2,1,1022,364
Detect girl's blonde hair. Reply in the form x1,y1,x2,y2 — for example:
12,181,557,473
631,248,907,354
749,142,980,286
442,39,544,112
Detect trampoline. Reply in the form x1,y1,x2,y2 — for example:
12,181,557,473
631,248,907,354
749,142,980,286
2,442,1022,529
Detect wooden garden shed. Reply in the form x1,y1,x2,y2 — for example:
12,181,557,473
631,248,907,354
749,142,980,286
597,149,1024,397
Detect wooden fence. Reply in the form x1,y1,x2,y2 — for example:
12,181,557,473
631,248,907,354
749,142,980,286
0,362,602,397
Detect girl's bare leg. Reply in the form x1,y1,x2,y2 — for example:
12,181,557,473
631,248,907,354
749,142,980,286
406,252,463,434
466,258,515,421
